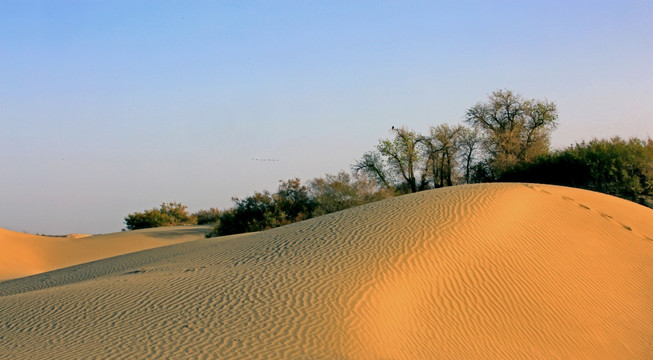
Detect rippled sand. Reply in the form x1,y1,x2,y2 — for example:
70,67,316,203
1,183,651,359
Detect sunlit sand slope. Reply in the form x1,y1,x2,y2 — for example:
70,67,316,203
1,184,651,359
0,226,210,281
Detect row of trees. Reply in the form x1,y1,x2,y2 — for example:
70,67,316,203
352,90,651,204
124,89,652,235
354,89,559,191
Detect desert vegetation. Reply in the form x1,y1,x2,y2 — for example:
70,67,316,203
124,89,653,235
193,208,221,225
124,202,197,230
204,174,392,237
500,137,653,206
353,89,559,189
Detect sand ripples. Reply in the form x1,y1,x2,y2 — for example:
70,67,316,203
1,184,651,359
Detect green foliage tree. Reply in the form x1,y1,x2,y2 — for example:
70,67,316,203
500,137,653,205
458,126,481,184
380,127,430,193
124,202,197,230
353,127,430,193
354,124,484,190
351,150,393,190
465,89,558,177
424,124,465,187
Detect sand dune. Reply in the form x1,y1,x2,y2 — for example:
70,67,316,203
0,226,210,281
1,183,651,359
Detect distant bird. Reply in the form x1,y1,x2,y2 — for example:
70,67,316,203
392,126,395,130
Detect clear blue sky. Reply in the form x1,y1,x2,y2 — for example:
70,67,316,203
1,1,652,234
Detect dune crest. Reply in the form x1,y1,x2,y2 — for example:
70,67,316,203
65,233,92,239
1,184,651,359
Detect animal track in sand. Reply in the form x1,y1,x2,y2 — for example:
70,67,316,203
525,184,649,241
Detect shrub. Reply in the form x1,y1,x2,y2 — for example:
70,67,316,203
274,178,317,223
124,202,197,230
193,208,221,225
500,137,653,205
309,171,393,216
206,174,394,238
208,179,316,237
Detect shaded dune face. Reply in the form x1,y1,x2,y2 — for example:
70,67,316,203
1,184,651,359
0,226,210,281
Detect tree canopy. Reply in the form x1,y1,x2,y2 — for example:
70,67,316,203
465,89,558,176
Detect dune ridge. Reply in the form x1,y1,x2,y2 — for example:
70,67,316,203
1,183,651,359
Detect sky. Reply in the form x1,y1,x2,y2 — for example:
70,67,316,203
1,0,652,234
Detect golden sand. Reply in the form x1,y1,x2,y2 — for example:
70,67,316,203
1,183,651,359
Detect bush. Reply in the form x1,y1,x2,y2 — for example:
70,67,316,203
274,178,317,223
500,137,653,205
309,171,393,216
124,202,197,230
206,174,394,238
206,179,316,237
205,192,276,236
193,208,221,225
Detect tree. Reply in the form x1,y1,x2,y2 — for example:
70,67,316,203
570,137,652,201
381,127,430,192
354,127,430,193
458,126,481,184
424,124,464,187
465,89,558,176
352,150,393,190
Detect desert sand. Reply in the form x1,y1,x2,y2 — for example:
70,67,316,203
0,226,210,281
1,183,651,359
